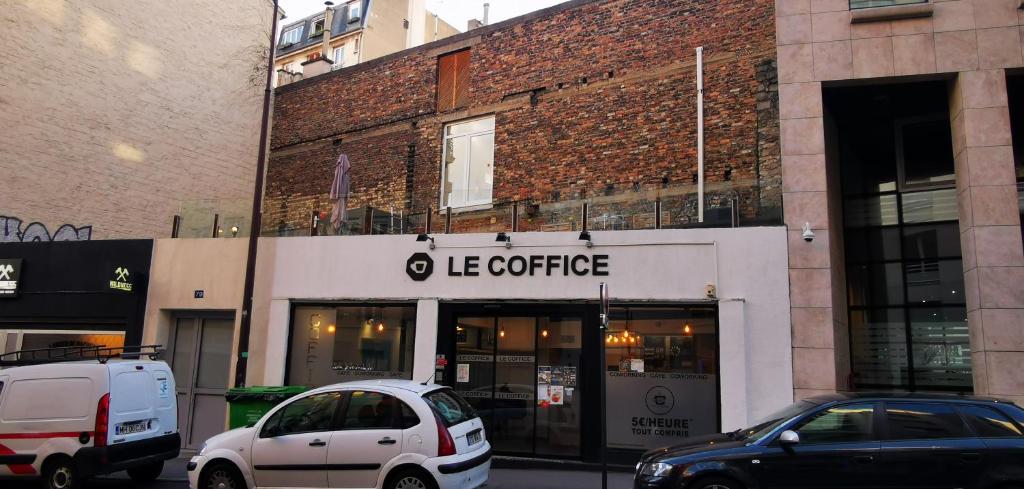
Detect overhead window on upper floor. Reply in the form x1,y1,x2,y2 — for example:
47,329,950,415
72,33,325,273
280,26,302,46
332,45,346,70
310,16,326,37
348,1,361,22
437,49,471,112
442,116,494,209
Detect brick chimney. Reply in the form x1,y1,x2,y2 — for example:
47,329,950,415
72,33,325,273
302,1,336,77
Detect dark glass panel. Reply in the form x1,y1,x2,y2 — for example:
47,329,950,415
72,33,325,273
850,309,908,388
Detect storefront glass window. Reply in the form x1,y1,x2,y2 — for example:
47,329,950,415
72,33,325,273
18,331,126,359
288,305,416,387
605,306,719,451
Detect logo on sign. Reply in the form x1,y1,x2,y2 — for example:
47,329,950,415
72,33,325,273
0,259,22,298
406,252,434,281
110,266,133,292
645,386,675,415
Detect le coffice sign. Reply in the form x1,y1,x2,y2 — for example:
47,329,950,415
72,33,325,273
0,258,22,298
406,252,609,281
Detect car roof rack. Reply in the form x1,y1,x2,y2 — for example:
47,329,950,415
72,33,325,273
0,344,164,367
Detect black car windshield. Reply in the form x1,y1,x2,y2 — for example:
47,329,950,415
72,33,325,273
733,400,817,442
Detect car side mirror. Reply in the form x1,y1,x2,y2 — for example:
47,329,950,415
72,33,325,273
779,430,800,446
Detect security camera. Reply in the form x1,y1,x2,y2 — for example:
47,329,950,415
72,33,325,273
802,222,815,242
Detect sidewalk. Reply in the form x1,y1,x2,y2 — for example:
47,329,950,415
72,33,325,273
120,456,637,488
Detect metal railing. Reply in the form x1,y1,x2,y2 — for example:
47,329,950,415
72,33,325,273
261,179,782,238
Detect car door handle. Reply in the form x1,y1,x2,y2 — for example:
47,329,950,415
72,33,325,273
960,453,982,463
309,439,327,447
378,438,397,445
853,455,874,464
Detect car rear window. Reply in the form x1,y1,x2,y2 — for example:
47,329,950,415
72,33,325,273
423,388,477,427
960,404,1023,437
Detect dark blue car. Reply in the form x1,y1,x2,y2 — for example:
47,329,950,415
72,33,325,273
635,393,1024,489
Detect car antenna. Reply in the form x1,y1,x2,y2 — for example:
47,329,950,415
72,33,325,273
421,371,436,385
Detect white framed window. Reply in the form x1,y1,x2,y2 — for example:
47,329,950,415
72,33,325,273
310,16,326,37
348,2,361,21
332,45,345,69
281,26,302,45
441,117,495,209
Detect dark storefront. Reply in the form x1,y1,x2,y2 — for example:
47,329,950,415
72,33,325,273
434,302,720,464
0,240,152,356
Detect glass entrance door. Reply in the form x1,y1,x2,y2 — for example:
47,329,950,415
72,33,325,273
450,314,582,457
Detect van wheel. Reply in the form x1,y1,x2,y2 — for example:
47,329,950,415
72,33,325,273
387,468,438,489
201,462,246,489
126,461,164,483
41,457,80,489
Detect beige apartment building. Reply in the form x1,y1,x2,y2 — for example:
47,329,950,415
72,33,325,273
0,0,276,450
273,0,458,86
777,0,1024,403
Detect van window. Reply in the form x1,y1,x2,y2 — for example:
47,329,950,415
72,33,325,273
1,378,93,421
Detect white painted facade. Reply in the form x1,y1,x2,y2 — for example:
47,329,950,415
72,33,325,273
247,227,794,431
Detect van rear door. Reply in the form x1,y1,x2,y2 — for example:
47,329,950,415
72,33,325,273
107,361,177,445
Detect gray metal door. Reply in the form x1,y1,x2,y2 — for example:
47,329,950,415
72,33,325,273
169,315,234,449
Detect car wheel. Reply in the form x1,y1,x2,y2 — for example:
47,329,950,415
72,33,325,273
126,460,164,483
201,462,246,489
388,468,438,489
691,476,744,489
41,457,80,489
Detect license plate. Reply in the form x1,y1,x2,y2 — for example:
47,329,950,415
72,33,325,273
467,430,482,445
116,420,150,435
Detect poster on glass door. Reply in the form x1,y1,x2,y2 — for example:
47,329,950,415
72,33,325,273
606,371,718,450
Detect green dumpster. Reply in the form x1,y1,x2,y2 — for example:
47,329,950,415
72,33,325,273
225,386,308,429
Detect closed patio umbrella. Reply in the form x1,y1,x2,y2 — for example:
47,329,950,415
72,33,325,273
330,153,351,230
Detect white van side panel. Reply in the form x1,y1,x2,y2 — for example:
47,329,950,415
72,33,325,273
0,378,93,421
107,361,177,445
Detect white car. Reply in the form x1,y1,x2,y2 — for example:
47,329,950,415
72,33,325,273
188,380,490,489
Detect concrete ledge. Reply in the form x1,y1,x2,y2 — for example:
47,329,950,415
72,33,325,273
851,2,934,23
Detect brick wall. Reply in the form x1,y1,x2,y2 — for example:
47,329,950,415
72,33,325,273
0,1,271,240
264,0,780,234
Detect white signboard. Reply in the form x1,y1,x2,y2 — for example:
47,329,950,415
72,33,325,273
606,371,718,450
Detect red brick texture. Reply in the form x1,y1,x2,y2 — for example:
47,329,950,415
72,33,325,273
264,0,780,234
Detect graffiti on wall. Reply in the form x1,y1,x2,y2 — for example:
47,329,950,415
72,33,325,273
0,216,93,243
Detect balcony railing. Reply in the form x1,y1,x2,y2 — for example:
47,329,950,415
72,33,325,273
260,179,782,238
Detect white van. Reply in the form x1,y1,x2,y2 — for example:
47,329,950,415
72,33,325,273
0,350,180,489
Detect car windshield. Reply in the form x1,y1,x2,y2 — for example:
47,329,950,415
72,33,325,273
731,400,817,442
423,388,477,427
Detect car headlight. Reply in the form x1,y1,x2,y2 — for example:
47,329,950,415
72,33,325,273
639,462,674,477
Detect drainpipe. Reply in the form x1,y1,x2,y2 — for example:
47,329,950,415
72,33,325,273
235,0,280,388
434,13,439,41
696,46,705,223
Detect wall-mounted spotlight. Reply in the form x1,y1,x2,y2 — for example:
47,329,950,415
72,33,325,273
495,232,512,249
416,233,435,249
578,230,593,248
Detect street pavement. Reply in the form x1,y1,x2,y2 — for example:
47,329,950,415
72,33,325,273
2,457,637,489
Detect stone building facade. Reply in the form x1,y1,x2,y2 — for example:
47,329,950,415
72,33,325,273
777,0,1024,402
